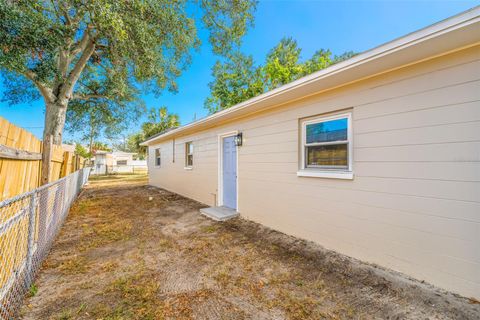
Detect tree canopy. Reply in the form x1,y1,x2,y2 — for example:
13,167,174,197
204,52,263,114
0,0,257,145
65,95,144,154
142,106,180,139
115,106,179,158
205,37,356,113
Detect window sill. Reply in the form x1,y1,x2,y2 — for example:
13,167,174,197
184,166,193,170
297,170,353,180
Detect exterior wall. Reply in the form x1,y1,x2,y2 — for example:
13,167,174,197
113,155,132,165
147,46,480,298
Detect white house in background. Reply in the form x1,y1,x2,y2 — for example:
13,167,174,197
141,8,480,299
91,151,147,174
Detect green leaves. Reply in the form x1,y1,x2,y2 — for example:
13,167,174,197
264,37,304,90
205,52,263,114
201,0,258,55
65,92,145,148
117,106,179,157
0,0,257,145
0,0,67,81
142,106,179,139
205,37,357,113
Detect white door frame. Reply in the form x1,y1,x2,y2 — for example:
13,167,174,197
217,131,239,211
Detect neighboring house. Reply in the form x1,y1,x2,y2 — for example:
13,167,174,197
141,8,480,299
91,151,147,174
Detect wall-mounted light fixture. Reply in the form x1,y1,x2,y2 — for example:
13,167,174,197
234,132,243,146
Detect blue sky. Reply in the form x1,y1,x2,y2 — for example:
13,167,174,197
0,0,477,143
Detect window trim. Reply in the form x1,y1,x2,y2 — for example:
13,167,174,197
154,148,161,167
185,141,193,169
298,112,353,179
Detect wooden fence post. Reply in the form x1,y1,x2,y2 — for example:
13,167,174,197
61,151,69,178
41,135,53,185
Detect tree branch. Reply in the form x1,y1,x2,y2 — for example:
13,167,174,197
72,93,108,101
60,33,96,102
59,1,72,26
71,28,91,56
23,70,54,102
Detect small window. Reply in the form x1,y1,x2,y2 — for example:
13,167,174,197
300,113,352,177
155,148,161,167
185,142,193,167
117,160,127,166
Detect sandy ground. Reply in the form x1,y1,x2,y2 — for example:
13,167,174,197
19,174,479,320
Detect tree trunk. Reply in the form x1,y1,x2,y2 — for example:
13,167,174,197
41,101,68,184
41,134,53,185
89,111,94,155
44,101,68,145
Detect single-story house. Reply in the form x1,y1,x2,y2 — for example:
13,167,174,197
91,151,147,174
141,8,480,299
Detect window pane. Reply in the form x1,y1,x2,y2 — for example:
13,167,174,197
306,144,348,167
187,154,193,166
187,142,193,154
155,149,160,157
306,118,347,144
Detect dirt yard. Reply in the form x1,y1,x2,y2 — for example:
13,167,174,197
20,174,479,320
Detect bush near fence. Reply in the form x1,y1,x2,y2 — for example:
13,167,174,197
0,117,86,201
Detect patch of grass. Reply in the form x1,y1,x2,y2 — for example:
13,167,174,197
201,224,219,233
55,303,87,320
94,220,132,240
58,256,89,275
56,310,73,320
157,238,174,249
99,269,162,319
28,283,38,297
214,269,232,288
78,220,132,251
162,289,214,319
75,202,88,216
101,261,119,272
271,289,322,320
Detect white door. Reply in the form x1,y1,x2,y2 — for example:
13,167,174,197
222,136,237,210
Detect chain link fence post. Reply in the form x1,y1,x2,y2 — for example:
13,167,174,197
24,193,37,287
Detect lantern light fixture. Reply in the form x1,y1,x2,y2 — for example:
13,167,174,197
234,133,243,146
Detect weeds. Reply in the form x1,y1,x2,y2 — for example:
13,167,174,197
27,284,38,297
101,261,119,272
78,219,132,251
100,269,162,320
58,256,89,275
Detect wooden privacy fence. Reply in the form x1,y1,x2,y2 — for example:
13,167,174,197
0,117,86,201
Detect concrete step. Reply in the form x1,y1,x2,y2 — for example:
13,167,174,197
199,206,239,221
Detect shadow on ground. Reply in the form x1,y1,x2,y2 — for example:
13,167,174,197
20,174,479,319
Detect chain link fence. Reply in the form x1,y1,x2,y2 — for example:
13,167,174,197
0,167,91,319
91,164,148,175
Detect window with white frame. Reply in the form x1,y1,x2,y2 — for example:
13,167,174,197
301,113,352,174
155,148,161,167
185,142,193,167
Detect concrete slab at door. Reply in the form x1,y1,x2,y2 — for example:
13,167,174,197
223,136,237,210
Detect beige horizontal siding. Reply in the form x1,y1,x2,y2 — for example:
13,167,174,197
355,142,479,162
148,45,480,298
